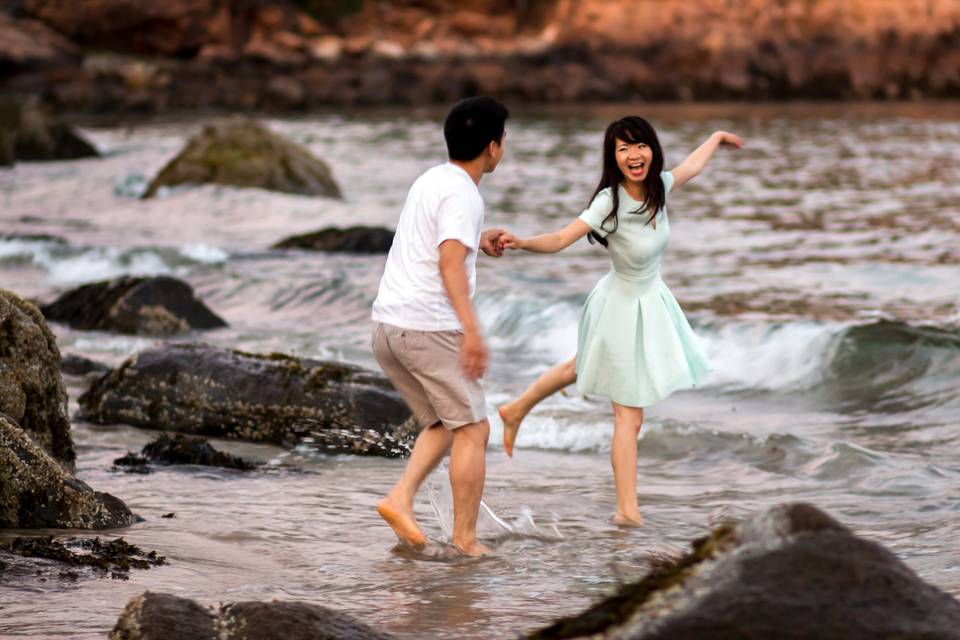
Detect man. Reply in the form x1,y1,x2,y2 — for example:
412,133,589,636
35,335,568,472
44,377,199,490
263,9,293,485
372,96,509,556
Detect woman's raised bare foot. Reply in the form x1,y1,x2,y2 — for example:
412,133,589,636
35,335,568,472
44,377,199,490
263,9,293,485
498,404,523,457
454,540,492,557
377,498,427,548
611,511,645,527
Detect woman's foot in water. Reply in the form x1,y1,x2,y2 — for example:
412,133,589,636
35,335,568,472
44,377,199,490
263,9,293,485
498,402,525,457
612,510,645,527
377,497,427,548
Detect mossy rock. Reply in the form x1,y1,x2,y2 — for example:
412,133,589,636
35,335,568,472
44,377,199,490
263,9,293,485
0,413,135,529
272,225,395,254
110,591,397,640
79,342,415,458
41,276,227,337
528,503,960,639
142,117,342,199
0,288,74,467
0,99,98,163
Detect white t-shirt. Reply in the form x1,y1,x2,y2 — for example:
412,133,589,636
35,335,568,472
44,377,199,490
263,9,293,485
372,163,484,332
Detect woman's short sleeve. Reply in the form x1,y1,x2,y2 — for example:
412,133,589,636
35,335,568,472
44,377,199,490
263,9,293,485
577,188,614,238
661,170,675,194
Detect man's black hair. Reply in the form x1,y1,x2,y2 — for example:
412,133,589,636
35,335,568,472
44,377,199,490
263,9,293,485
443,97,509,161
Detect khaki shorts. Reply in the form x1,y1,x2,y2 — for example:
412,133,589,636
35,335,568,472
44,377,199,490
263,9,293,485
372,322,486,430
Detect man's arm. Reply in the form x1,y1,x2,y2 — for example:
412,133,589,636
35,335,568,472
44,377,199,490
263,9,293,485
438,239,486,379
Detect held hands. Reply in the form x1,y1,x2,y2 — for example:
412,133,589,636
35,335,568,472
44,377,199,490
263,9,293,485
480,228,507,257
497,232,522,252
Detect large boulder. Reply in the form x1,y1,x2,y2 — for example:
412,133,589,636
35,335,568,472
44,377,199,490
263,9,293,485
0,100,99,162
528,503,960,639
110,591,396,640
272,226,395,254
142,118,342,199
78,343,415,457
41,276,227,336
0,413,135,529
0,289,74,466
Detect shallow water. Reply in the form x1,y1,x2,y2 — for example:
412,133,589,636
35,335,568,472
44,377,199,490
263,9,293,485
1,102,959,638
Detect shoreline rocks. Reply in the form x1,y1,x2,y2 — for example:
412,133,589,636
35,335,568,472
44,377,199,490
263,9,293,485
113,433,259,472
527,503,960,639
0,535,165,580
78,342,415,457
110,591,397,640
0,412,136,529
0,288,75,466
271,226,394,254
142,118,342,199
41,276,227,336
0,99,98,165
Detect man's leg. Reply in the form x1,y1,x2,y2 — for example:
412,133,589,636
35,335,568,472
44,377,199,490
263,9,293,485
498,356,577,457
378,422,453,547
448,419,490,555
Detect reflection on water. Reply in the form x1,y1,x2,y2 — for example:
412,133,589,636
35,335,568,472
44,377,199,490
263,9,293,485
1,102,959,638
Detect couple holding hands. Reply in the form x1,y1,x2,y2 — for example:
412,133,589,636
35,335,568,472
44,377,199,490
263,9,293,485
371,97,743,556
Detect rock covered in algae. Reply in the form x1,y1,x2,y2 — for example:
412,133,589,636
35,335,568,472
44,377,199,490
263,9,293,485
0,288,75,466
41,276,227,336
271,226,395,254
1,535,165,580
0,99,98,163
79,342,415,457
0,413,135,528
113,433,258,472
528,503,960,640
142,117,342,199
110,591,397,640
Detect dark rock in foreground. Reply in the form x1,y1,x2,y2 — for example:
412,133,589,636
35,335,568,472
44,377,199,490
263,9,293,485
110,591,396,640
114,433,258,472
79,343,415,458
1,535,165,580
272,226,394,254
0,413,136,529
142,118,342,199
41,276,227,336
0,99,98,163
61,353,112,376
0,288,75,466
529,503,960,640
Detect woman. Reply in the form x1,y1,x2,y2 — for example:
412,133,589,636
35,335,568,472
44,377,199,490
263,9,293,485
498,116,743,525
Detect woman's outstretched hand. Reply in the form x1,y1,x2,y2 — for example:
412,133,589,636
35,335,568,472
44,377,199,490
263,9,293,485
717,131,744,149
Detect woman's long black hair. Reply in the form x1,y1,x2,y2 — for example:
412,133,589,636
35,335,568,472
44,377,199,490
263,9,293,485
588,116,665,247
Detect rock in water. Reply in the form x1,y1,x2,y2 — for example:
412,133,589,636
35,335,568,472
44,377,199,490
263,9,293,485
0,289,75,466
528,503,960,640
41,276,227,336
110,591,397,640
79,343,415,457
0,99,98,162
0,413,135,528
272,226,395,254
142,118,342,199
114,433,258,471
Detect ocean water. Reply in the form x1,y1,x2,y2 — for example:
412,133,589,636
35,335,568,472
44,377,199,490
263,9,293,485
1,102,958,638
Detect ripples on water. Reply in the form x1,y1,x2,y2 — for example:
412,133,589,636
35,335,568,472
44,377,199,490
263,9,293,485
1,103,958,638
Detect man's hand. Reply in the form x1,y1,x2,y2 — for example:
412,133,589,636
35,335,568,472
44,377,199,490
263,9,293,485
460,330,487,379
480,228,506,257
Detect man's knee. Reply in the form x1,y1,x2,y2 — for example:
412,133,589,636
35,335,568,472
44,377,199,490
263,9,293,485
454,419,490,446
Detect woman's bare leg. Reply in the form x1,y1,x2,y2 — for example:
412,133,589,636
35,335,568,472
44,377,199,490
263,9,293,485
498,357,577,457
610,402,644,526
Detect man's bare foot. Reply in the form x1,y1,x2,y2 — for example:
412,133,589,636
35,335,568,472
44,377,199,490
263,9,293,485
498,404,522,457
377,498,427,547
453,540,492,557
612,511,645,527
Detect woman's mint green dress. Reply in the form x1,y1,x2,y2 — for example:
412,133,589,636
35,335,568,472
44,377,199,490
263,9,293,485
576,171,710,407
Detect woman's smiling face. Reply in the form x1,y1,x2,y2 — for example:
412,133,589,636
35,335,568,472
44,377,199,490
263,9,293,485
615,137,653,185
